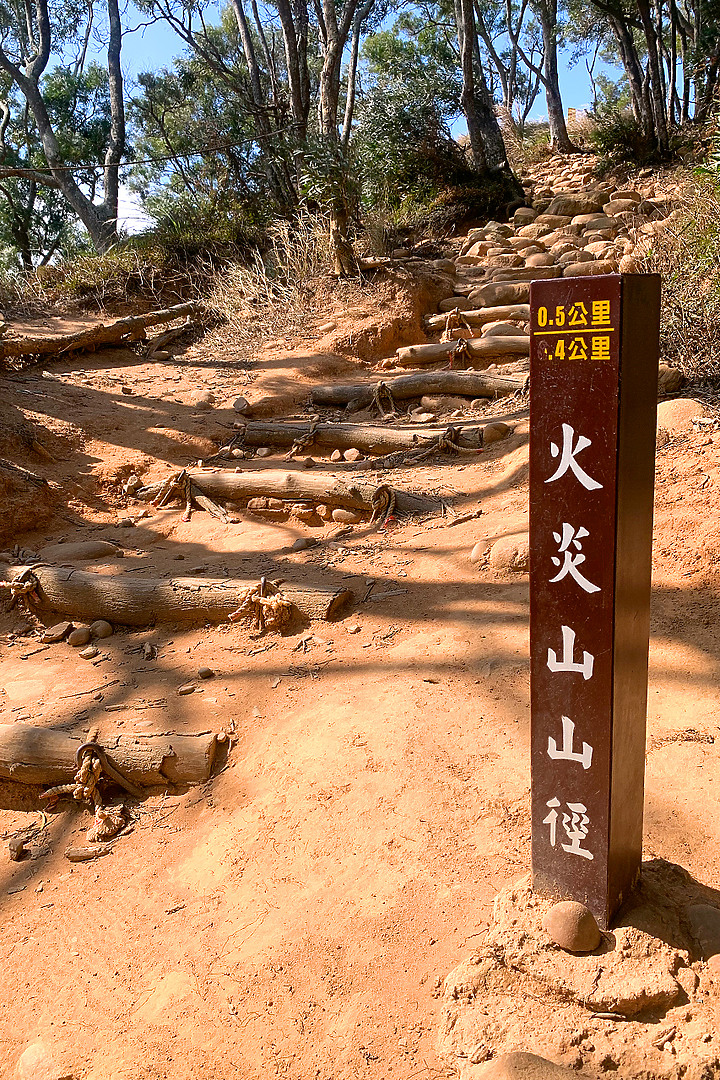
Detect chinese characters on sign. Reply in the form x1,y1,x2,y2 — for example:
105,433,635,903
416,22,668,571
529,274,660,928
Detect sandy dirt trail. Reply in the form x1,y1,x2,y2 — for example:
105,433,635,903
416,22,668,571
0,260,719,1080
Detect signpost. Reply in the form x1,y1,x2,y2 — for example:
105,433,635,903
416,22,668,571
529,273,661,929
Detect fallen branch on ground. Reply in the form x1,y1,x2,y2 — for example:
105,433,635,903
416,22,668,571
0,302,200,360
0,564,353,625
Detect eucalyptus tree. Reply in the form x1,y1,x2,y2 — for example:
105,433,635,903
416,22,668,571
0,0,127,252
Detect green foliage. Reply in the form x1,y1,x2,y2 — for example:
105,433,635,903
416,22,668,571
353,16,466,212
589,108,659,166
0,64,113,270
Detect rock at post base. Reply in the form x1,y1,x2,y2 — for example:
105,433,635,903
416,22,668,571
542,900,601,953
656,397,710,435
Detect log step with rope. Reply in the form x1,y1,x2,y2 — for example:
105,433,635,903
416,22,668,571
137,470,441,516
424,304,530,330
309,371,526,408
0,302,200,360
0,724,222,808
392,336,530,368
231,419,507,456
0,564,354,626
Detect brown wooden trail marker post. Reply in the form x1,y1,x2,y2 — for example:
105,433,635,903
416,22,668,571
529,273,661,930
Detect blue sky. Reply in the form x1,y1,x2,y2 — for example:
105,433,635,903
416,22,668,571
118,9,616,115
115,9,621,228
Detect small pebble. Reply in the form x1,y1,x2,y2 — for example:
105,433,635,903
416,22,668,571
90,620,113,639
332,508,361,524
343,447,362,462
292,537,316,551
117,517,135,527
232,396,251,414
198,667,214,679
9,838,25,861
256,447,273,458
178,683,196,695
301,457,315,469
79,646,99,660
67,627,91,647
41,621,73,644
346,625,361,634
330,450,343,463
469,542,485,564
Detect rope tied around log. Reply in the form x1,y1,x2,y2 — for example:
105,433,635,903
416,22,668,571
39,729,140,843
371,381,397,417
441,309,473,342
150,468,228,523
369,484,397,528
227,576,294,634
0,568,40,610
285,422,319,460
451,339,473,370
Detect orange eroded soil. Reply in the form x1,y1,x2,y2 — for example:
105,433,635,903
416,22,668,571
0,274,719,1080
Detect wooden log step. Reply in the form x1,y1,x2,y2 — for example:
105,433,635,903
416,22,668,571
0,564,353,626
310,371,525,407
395,336,530,367
0,723,219,788
232,419,496,456
137,469,439,516
425,305,530,330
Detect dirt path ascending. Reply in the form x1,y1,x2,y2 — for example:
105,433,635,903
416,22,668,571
1,159,720,1080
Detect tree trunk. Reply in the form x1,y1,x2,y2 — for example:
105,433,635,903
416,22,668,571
0,724,220,788
0,0,125,253
538,0,577,152
455,0,488,168
275,0,310,135
341,0,372,149
607,10,653,134
103,0,125,232
1,564,354,626
636,0,670,151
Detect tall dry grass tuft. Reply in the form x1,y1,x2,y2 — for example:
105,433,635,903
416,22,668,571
637,174,720,380
496,106,552,169
206,213,332,347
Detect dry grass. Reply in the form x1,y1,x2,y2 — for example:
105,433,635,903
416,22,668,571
496,107,552,170
637,173,720,380
202,213,335,360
